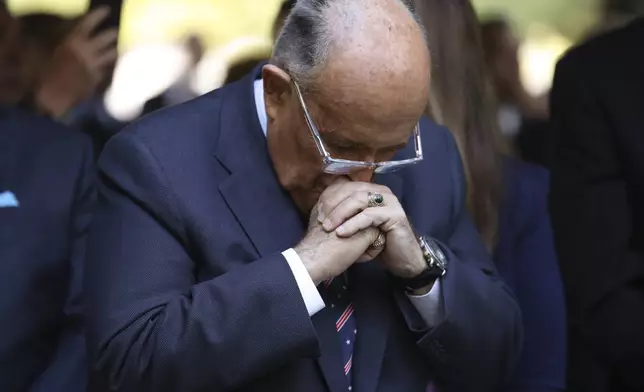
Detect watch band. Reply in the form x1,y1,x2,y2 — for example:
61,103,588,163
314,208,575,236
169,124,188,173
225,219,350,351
392,236,448,291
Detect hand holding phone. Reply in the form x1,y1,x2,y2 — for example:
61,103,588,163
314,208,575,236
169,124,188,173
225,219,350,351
35,6,119,117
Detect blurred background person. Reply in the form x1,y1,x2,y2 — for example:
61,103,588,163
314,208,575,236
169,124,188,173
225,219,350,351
481,18,549,123
0,2,94,390
585,0,644,38
19,12,77,108
549,16,644,392
0,0,28,106
411,0,567,391
141,34,205,114
480,17,551,167
0,3,119,156
23,7,117,121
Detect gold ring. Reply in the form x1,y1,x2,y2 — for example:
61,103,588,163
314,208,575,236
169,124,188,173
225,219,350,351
367,192,386,208
370,232,386,250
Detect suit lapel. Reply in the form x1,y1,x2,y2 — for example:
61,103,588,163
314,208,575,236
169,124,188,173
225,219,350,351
215,67,305,257
218,168,305,257
214,67,350,392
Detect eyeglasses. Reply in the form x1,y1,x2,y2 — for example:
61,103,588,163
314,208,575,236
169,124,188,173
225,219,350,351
292,81,423,174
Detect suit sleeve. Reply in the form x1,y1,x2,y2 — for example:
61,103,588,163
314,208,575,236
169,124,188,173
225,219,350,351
549,54,644,386
30,135,95,392
84,133,319,392
405,131,523,392
503,174,566,392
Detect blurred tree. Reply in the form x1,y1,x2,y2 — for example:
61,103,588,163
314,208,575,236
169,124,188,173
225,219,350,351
473,0,601,41
120,0,283,50
7,0,88,16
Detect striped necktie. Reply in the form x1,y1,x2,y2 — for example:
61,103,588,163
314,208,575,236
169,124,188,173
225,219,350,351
320,275,357,389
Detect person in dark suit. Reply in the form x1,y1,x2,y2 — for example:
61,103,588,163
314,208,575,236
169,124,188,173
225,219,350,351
479,17,551,167
0,106,93,391
549,17,644,392
412,0,567,391
84,1,522,391
494,162,566,392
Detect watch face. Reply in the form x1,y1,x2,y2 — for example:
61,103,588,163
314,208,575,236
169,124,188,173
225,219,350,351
424,237,447,271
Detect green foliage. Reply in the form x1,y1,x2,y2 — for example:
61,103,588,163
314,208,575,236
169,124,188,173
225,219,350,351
473,0,601,41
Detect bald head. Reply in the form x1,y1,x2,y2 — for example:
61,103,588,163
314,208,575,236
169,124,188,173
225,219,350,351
272,0,429,89
320,0,429,124
272,0,429,127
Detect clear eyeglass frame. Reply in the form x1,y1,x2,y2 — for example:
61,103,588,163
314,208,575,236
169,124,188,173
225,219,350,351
291,80,424,174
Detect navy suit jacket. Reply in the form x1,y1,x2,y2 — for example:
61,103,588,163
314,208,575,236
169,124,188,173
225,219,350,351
495,159,567,392
0,107,93,391
85,68,522,392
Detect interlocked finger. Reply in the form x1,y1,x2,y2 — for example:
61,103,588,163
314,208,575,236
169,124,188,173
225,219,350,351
322,192,370,231
318,180,391,221
335,206,396,237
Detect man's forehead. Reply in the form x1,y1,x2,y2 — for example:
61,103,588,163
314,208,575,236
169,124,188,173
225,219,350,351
312,36,430,121
310,61,430,126
305,90,421,150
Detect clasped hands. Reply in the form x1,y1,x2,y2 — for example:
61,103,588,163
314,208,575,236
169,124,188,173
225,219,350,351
295,177,426,284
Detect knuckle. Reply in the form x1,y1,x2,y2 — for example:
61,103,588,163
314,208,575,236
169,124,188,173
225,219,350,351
348,193,364,206
374,184,391,194
361,209,375,219
391,206,405,219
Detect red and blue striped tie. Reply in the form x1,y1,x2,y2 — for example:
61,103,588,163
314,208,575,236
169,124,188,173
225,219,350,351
320,275,357,389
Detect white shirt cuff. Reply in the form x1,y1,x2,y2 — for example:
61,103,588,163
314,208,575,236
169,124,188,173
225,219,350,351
282,248,325,317
406,280,444,327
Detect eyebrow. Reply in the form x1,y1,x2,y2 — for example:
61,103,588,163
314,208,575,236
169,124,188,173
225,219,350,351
313,111,412,151
321,131,409,152
322,133,365,149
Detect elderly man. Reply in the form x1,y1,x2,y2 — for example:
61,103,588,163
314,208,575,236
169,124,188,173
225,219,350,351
85,0,522,391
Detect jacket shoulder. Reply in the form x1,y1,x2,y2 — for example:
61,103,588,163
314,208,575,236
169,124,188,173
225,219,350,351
110,90,224,159
557,18,644,75
1,107,93,165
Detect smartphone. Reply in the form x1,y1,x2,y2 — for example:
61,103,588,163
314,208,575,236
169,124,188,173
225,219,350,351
89,0,123,34
88,0,123,89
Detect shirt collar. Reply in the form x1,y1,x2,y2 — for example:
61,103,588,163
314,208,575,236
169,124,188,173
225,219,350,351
254,79,268,137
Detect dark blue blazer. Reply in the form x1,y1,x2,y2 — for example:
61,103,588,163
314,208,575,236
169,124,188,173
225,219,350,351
0,107,93,391
495,160,567,392
85,68,522,392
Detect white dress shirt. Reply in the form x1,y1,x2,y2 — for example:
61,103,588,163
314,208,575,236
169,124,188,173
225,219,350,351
254,80,443,325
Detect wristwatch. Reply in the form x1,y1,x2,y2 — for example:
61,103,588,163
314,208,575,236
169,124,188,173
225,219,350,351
394,236,448,291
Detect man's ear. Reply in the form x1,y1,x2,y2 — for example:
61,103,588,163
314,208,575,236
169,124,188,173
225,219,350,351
262,64,292,121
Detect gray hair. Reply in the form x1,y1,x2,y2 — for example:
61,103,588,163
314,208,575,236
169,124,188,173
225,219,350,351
271,0,424,90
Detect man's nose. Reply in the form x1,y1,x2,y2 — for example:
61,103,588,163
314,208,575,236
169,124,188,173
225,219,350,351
347,167,375,183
